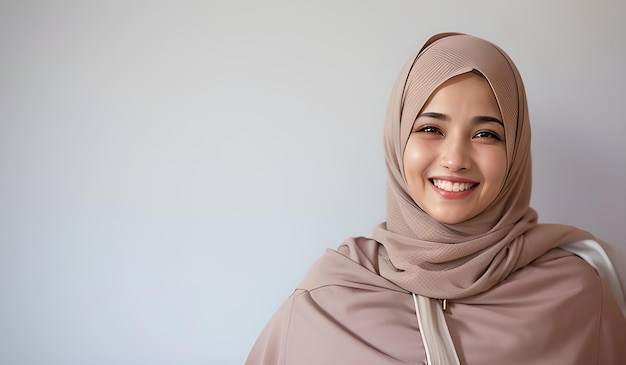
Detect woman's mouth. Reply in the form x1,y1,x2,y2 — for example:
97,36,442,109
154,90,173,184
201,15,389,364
430,178,479,196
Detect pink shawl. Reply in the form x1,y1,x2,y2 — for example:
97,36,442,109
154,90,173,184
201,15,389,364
372,33,593,300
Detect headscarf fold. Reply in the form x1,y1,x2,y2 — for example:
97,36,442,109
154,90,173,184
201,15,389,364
372,33,593,300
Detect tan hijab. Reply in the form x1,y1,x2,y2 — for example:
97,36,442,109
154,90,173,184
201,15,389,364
372,33,593,300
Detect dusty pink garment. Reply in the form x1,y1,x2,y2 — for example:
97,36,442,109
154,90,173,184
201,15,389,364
246,238,626,364
246,33,626,364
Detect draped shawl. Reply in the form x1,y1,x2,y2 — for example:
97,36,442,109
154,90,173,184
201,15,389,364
372,33,593,299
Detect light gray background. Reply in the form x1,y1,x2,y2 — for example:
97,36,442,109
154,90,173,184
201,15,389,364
2,1,625,364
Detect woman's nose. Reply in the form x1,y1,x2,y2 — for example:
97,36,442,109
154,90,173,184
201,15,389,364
439,137,471,171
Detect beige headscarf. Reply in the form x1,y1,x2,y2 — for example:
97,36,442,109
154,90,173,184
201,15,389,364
372,33,593,300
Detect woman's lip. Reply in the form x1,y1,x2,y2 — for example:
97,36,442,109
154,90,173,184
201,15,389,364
429,176,479,184
429,177,479,199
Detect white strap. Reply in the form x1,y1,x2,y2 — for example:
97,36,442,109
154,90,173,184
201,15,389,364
412,293,460,365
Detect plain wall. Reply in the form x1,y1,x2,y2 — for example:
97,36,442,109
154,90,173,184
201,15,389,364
1,1,625,364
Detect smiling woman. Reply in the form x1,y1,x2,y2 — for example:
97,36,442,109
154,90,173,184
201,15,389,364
245,33,626,365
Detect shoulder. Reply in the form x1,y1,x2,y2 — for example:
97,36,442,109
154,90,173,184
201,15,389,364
514,248,602,302
531,247,599,283
449,249,624,364
296,236,407,293
458,248,602,313
561,238,626,314
530,242,626,315
247,237,420,364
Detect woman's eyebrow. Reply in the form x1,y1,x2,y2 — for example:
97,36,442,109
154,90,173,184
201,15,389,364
417,112,503,127
417,112,447,120
474,116,504,126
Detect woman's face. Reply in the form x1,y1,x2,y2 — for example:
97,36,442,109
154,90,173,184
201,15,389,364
403,72,507,224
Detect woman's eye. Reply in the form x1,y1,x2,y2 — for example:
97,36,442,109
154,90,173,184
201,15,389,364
415,126,443,135
473,131,502,140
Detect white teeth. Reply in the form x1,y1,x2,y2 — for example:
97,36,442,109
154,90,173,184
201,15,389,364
432,179,475,192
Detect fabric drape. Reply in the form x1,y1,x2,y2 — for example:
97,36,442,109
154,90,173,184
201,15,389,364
372,33,593,299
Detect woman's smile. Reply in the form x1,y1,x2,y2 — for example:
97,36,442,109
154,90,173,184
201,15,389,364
429,177,479,198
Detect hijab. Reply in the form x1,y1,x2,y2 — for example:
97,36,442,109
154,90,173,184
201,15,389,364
372,33,593,300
